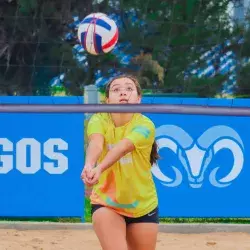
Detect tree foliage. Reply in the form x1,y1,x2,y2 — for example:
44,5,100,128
0,0,105,95
0,0,249,97
119,0,235,96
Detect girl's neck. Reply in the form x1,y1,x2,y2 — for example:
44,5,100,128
110,113,135,127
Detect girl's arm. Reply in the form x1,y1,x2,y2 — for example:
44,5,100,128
87,122,155,185
85,133,104,167
97,138,135,173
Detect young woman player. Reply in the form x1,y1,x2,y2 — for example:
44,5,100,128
81,74,159,250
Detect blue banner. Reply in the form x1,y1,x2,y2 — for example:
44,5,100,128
0,96,250,219
0,97,84,218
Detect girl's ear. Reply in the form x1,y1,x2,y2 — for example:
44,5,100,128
105,97,109,104
137,95,142,103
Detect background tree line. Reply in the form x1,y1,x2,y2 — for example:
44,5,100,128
0,0,250,97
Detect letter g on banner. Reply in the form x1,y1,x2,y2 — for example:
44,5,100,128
151,125,244,188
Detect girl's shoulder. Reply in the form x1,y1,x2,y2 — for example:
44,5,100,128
134,114,155,129
89,113,110,123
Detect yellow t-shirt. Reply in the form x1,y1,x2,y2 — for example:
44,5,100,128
87,112,158,218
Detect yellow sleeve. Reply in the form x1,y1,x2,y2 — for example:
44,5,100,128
125,120,155,149
87,114,106,137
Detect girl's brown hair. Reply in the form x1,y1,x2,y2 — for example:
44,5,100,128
105,74,160,165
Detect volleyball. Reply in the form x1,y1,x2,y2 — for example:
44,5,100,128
77,13,119,55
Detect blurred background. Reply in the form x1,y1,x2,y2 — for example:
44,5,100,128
1,0,250,98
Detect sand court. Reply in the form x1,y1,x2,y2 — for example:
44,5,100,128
1,228,250,250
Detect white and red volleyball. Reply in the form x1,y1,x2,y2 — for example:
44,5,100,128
77,13,119,55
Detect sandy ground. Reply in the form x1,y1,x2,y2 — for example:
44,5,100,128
1,229,250,250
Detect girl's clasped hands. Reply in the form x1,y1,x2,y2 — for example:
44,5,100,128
81,164,102,187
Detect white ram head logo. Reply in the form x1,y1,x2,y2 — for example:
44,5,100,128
151,125,244,188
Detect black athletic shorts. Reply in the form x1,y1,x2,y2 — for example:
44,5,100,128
91,204,159,225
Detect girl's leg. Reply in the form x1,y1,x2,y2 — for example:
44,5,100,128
92,206,128,250
126,223,158,250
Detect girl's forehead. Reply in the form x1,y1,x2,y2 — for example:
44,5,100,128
110,77,135,87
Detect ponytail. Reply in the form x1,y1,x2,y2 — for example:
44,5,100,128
150,140,160,165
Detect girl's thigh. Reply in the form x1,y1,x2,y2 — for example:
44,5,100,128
92,206,128,250
126,222,158,250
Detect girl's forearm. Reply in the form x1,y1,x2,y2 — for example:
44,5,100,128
98,139,134,172
85,140,103,167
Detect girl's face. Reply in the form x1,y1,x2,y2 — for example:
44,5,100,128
106,77,141,104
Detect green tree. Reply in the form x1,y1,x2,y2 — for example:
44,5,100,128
234,64,250,97
118,0,236,96
1,0,248,97
0,0,113,95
